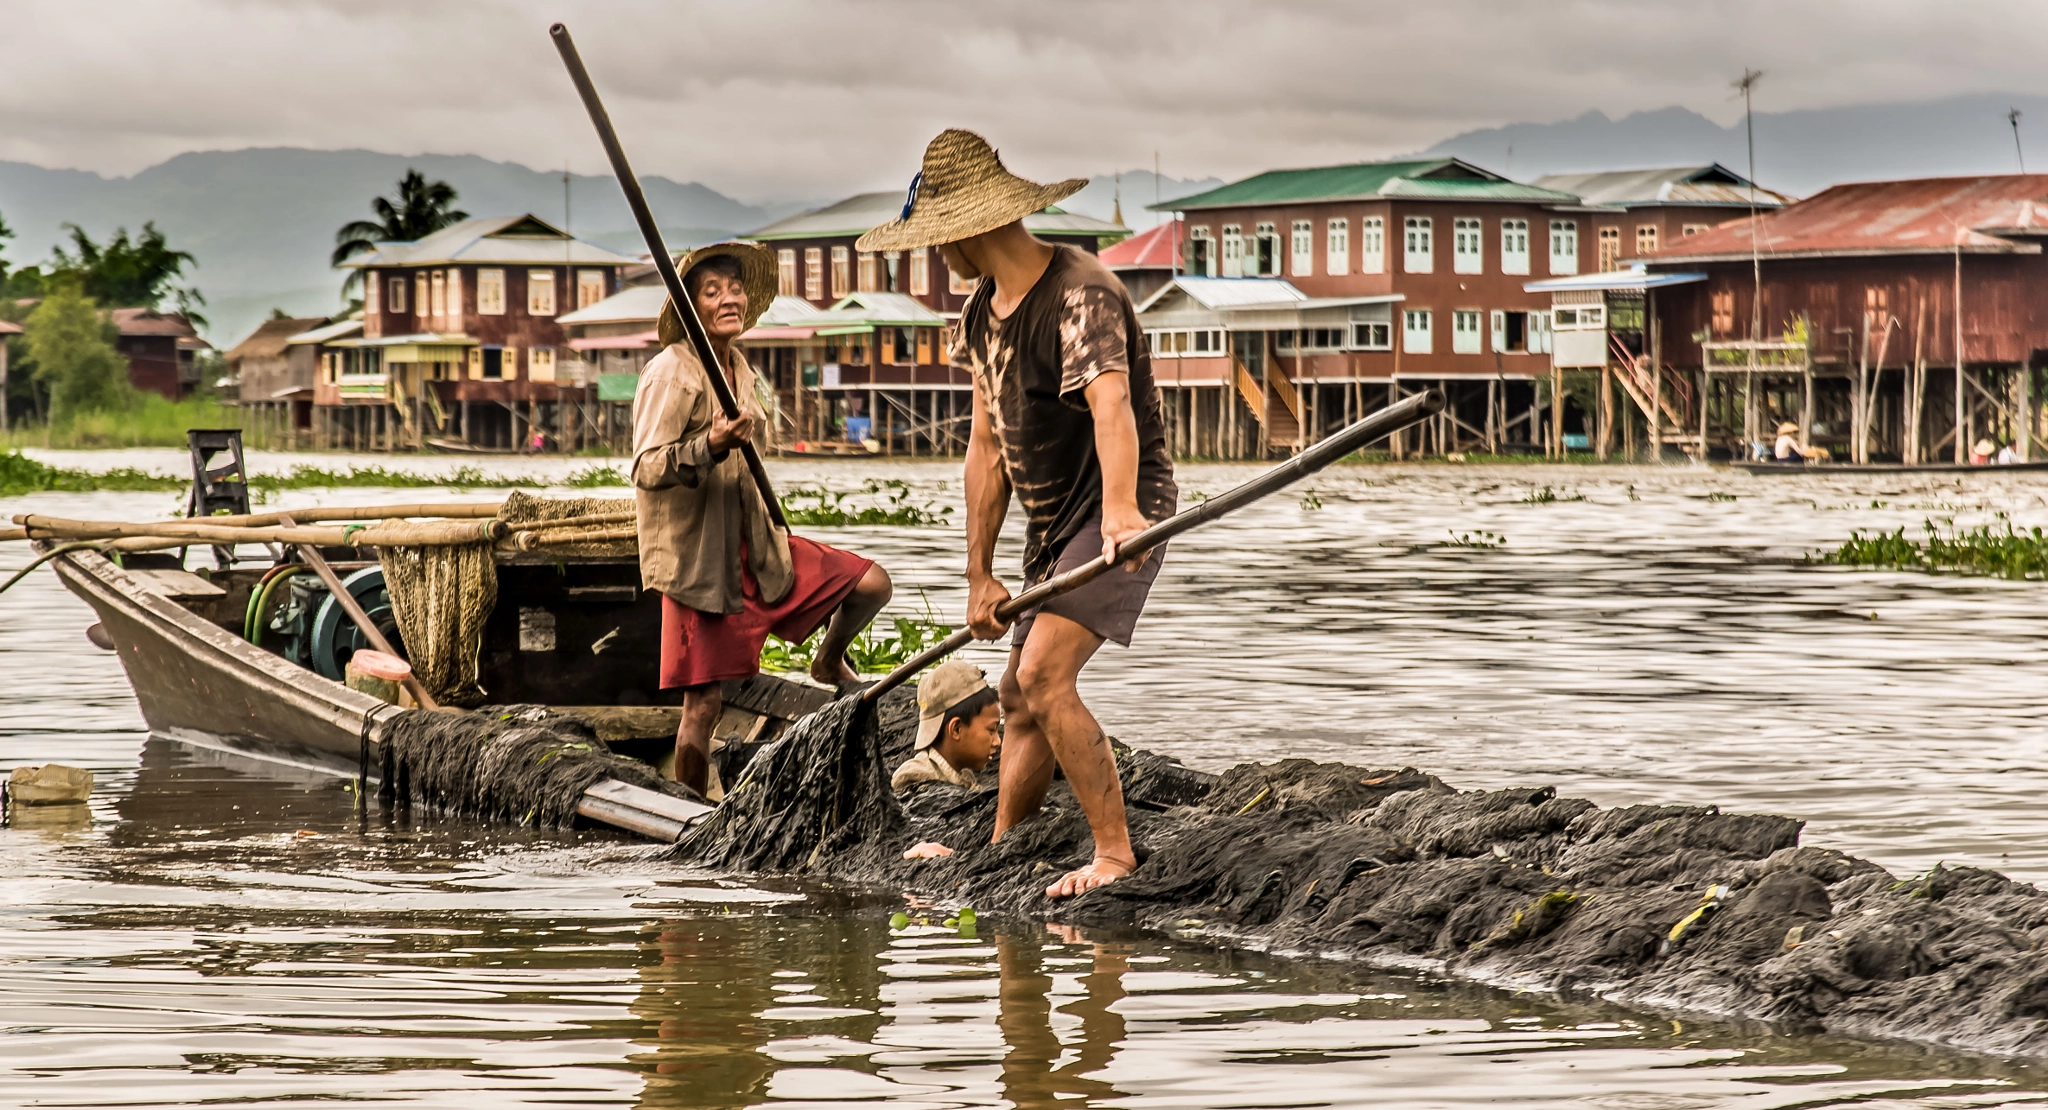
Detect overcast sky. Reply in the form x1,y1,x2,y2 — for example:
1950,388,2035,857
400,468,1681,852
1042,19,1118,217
5,0,2046,203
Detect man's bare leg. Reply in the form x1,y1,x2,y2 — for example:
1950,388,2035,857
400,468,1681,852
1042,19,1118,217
994,612,1135,898
994,648,1057,838
810,564,893,685
674,682,721,797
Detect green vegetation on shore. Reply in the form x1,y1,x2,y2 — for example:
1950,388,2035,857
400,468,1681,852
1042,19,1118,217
1825,516,2048,580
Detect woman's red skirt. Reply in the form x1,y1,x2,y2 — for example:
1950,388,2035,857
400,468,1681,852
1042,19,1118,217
659,536,873,688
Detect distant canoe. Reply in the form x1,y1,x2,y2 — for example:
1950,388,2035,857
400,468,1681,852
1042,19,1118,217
1731,460,2048,475
427,437,520,456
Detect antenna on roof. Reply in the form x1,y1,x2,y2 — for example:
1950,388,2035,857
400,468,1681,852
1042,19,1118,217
2010,107,2027,173
1113,172,1123,228
1733,68,1764,349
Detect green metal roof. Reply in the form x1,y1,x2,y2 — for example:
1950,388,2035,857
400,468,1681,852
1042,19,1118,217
1150,158,1579,211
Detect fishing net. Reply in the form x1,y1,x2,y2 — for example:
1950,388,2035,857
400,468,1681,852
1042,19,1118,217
496,490,637,557
379,704,701,828
378,533,495,706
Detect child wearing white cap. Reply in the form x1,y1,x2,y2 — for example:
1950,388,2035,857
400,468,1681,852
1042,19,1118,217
890,660,1003,795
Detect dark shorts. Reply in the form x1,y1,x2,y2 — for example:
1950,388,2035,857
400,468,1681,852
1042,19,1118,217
1010,516,1165,650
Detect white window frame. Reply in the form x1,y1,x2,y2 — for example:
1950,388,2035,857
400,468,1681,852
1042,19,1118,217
446,268,463,319
1549,220,1579,276
1500,218,1530,276
1290,219,1314,277
430,270,446,321
1682,223,1711,237
830,246,850,297
1403,308,1433,354
477,268,505,315
1451,309,1483,354
1531,310,1553,354
1255,221,1279,276
909,248,930,296
529,346,556,383
804,248,824,300
1350,321,1391,350
576,269,604,310
1187,225,1215,277
1403,216,1433,274
1325,218,1348,275
1360,216,1385,274
1636,224,1659,256
856,251,877,293
777,250,797,297
414,273,428,320
526,269,556,316
366,274,381,316
1452,218,1483,275
1221,224,1244,278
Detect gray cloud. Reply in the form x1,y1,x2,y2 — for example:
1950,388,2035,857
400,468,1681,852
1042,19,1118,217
4,0,2046,200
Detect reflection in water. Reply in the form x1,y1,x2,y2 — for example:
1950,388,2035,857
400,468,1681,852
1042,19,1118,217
996,924,1128,1110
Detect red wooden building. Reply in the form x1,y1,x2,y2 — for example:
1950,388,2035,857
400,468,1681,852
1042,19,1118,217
329,214,636,450
112,308,209,400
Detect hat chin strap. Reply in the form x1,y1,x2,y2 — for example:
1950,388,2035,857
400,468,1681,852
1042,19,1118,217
900,171,923,220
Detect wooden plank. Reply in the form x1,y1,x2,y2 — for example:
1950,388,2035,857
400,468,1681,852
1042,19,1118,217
560,705,681,742
126,569,226,599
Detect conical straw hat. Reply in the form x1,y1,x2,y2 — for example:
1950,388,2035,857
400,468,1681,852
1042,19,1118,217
658,240,778,348
855,129,1087,253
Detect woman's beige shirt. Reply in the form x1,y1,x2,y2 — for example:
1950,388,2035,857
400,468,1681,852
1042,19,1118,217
630,342,792,614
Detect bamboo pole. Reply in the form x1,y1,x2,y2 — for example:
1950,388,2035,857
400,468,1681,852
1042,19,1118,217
14,515,508,548
187,501,506,529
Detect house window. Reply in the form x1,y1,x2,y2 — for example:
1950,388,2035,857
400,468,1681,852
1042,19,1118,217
830,247,850,297
1360,216,1385,274
1187,226,1214,276
529,347,556,383
481,347,504,380
1291,220,1314,276
857,251,877,292
1452,309,1483,353
884,252,901,292
1351,321,1391,350
1326,218,1348,275
1597,228,1621,272
1403,309,1433,354
1221,224,1244,277
1490,309,1533,353
1277,327,1346,353
527,270,556,315
1255,222,1281,276
804,248,824,300
414,274,429,321
1682,223,1711,237
386,274,406,314
1711,288,1735,336
947,264,976,295
1500,218,1530,275
1636,225,1659,256
477,269,506,315
1552,305,1605,330
1530,311,1553,354
1549,220,1578,275
429,271,446,321
447,269,464,319
1453,218,1483,274
366,275,381,315
1192,328,1222,353
577,270,606,309
1403,217,1433,273
777,250,798,296
909,248,930,296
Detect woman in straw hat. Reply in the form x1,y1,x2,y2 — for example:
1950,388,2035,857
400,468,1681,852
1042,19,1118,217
631,242,893,797
859,130,1177,898
1772,421,1817,464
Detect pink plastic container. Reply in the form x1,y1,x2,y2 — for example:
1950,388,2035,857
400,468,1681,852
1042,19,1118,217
349,650,413,682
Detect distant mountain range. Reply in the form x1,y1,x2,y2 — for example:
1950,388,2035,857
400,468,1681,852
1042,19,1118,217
1421,93,2048,196
4,93,2039,349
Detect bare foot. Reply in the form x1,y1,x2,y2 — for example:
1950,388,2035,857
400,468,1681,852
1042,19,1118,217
1045,855,1135,899
810,652,857,686
903,841,955,860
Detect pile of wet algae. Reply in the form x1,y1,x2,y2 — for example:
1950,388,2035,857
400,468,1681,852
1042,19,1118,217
674,685,2048,1061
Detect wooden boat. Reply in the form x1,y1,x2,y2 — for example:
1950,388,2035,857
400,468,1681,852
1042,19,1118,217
41,540,830,840
426,436,521,456
1731,459,2048,475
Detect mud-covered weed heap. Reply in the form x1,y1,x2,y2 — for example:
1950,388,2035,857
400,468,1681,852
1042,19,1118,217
669,682,2048,1061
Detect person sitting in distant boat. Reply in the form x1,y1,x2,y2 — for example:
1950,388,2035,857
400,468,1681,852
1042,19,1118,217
892,661,1003,796
1998,443,2022,465
1773,422,1819,464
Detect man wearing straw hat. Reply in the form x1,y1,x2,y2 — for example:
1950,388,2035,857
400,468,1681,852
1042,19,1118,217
859,131,1177,898
632,242,894,798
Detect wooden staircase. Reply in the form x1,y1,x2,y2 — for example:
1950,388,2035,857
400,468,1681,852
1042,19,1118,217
1608,336,1695,436
1232,355,1301,451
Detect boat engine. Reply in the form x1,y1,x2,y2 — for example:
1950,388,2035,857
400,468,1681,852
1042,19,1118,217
266,566,405,680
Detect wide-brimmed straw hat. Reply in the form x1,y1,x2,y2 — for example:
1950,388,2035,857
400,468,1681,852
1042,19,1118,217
855,129,1087,253
657,241,777,347
1777,421,1800,435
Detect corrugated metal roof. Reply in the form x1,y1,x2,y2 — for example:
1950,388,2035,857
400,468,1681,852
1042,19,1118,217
1523,269,1707,293
1651,174,2048,263
1100,220,1182,269
1532,165,1791,209
757,295,821,327
1150,158,1578,212
557,284,667,327
342,214,639,268
1136,277,1400,328
744,192,1127,240
285,318,364,346
803,291,948,330
1156,277,1306,310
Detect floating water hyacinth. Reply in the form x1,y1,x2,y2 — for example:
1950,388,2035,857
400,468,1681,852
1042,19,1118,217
1825,515,2048,580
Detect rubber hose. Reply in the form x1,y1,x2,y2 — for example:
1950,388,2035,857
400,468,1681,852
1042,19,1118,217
245,564,309,645
0,542,106,597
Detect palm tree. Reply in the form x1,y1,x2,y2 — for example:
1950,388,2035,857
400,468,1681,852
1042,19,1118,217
331,170,469,298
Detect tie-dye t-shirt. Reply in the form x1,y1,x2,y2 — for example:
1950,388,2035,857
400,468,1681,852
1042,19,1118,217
952,245,1177,584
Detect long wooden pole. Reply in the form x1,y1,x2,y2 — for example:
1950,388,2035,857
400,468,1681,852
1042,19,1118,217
549,23,785,527
860,388,1446,703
